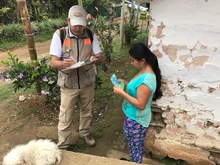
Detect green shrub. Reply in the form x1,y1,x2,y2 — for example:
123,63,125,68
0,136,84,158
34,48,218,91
0,51,105,108
91,16,120,62
0,18,67,44
124,23,139,44
31,18,67,34
0,23,24,43
0,51,60,107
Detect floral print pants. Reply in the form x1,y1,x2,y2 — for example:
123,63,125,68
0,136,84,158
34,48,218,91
123,116,147,163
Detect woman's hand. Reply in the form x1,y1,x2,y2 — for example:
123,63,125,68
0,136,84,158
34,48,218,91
118,79,127,85
113,86,124,96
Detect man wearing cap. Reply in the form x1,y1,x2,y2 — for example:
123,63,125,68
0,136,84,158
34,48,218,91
50,5,103,149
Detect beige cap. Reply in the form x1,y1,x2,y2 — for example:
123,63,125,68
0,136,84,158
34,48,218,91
68,5,86,26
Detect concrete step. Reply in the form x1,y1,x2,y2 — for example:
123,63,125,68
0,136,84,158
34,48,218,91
59,149,165,165
59,151,145,165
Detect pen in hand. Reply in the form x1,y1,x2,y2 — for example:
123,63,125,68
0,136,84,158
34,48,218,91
61,56,76,68
62,56,69,59
62,56,77,62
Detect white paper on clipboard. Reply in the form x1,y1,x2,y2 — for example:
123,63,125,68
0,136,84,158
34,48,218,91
62,61,85,71
61,58,97,71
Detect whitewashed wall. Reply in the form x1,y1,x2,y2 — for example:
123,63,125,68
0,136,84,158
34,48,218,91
146,0,220,164
149,0,220,122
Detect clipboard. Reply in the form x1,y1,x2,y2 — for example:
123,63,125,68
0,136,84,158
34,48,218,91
62,61,85,71
61,58,97,71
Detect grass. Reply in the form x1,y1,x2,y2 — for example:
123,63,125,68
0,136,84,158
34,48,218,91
0,83,14,100
0,18,66,51
158,157,188,165
34,31,54,42
0,31,54,51
0,83,42,121
92,120,107,138
0,39,26,51
0,83,36,101
66,140,88,152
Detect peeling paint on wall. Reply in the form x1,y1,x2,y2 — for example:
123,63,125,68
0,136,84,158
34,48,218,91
146,0,220,164
155,22,165,39
152,49,162,58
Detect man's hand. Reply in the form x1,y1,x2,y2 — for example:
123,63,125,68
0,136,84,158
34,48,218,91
51,56,75,69
89,56,97,64
92,53,103,65
63,57,75,68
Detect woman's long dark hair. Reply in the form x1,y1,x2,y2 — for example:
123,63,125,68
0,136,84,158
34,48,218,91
129,42,162,101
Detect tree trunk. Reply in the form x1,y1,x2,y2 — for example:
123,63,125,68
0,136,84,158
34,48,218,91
119,3,125,50
16,0,41,95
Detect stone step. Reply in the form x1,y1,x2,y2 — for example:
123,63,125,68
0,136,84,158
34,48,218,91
59,149,165,165
59,151,145,165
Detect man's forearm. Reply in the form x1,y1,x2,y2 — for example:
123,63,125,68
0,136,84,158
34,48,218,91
51,56,74,69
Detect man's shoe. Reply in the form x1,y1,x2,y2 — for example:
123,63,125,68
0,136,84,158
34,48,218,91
80,134,96,146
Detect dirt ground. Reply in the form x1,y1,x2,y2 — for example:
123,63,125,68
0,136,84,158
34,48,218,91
0,41,128,162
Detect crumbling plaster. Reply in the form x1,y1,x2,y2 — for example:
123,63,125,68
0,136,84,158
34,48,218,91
146,0,220,164
149,0,220,121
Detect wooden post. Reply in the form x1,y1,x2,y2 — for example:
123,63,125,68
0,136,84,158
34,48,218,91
16,0,41,94
135,3,141,27
119,2,125,50
16,0,38,61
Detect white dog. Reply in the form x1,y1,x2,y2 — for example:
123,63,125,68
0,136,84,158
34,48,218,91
2,139,62,165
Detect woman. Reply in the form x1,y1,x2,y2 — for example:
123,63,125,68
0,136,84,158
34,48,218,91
113,42,162,163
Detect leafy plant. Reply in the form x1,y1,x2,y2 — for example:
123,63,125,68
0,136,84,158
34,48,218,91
0,23,24,43
124,21,139,44
140,10,149,31
0,18,66,48
0,51,59,107
0,83,14,100
0,0,18,24
91,16,120,62
0,51,107,108
123,6,140,44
